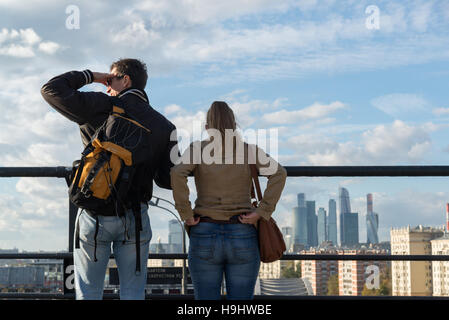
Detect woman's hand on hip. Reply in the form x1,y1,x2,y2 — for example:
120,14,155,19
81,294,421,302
185,216,200,226
238,211,260,226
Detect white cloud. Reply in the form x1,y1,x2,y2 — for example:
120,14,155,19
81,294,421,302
170,110,206,132
230,99,282,127
134,0,296,25
409,0,434,33
69,1,445,82
283,133,336,157
112,21,161,47
375,189,448,240
168,109,207,152
362,120,430,161
432,107,449,116
0,178,69,251
38,41,60,54
162,94,287,135
293,120,433,166
0,28,59,58
163,104,182,115
371,93,431,117
19,28,41,45
421,121,449,132
262,101,345,125
0,44,35,57
381,3,408,33
0,1,448,81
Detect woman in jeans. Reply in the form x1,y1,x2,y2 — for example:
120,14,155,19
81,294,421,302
170,101,287,300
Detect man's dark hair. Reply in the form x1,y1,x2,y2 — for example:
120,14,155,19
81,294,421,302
110,58,148,90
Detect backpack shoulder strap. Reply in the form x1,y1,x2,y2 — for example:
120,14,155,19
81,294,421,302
109,96,125,114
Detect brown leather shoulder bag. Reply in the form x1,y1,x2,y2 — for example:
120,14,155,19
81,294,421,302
250,164,286,263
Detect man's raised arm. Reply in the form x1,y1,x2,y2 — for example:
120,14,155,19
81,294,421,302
41,70,112,128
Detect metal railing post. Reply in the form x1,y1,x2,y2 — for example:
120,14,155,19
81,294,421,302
68,201,78,253
149,196,188,295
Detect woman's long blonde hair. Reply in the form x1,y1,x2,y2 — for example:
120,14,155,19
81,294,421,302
206,101,237,138
207,101,242,158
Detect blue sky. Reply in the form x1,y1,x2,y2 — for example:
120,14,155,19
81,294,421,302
0,0,449,250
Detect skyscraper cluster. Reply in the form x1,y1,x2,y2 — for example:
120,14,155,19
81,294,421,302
290,188,379,250
292,193,338,249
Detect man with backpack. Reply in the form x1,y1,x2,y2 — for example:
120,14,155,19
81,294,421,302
41,58,178,300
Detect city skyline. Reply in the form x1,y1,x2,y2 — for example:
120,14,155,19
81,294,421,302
276,179,449,249
287,188,448,250
292,189,371,249
2,186,448,252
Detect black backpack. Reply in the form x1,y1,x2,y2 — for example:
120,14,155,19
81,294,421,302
67,97,151,274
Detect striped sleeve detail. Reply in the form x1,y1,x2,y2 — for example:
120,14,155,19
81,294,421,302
81,70,93,85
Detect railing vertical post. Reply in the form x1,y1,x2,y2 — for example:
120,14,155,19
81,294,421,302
65,200,77,298
68,201,78,253
181,227,187,295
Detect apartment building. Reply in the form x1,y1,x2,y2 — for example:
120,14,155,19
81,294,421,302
390,225,444,296
300,249,338,295
431,233,449,296
338,249,388,296
259,260,298,279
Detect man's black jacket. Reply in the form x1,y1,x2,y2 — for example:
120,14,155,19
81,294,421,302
41,69,179,207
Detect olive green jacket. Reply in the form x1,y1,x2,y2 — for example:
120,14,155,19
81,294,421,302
170,140,287,222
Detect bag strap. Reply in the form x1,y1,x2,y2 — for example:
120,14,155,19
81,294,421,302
110,96,151,133
250,164,262,203
110,96,124,110
247,143,262,205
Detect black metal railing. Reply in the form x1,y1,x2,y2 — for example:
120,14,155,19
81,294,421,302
1,165,449,300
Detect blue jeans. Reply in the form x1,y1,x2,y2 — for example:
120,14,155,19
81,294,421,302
188,222,260,300
73,203,152,300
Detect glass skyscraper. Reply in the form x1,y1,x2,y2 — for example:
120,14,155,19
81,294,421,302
306,201,318,247
342,212,359,246
366,193,379,244
317,207,327,245
297,193,305,208
168,219,183,253
339,187,359,247
328,199,338,246
293,193,308,246
282,226,293,252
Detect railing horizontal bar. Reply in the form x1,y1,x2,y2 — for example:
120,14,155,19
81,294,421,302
280,254,449,261
0,293,72,300
2,253,449,261
2,166,449,178
0,253,71,259
0,293,448,300
284,166,449,177
0,293,193,300
0,253,188,260
0,167,69,178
